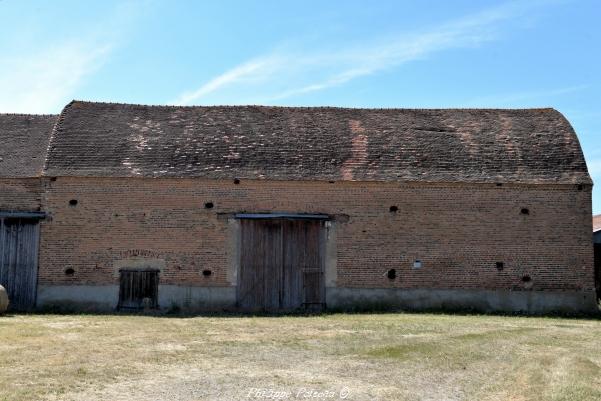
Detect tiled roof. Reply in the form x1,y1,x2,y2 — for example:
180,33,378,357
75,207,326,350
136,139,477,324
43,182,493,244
0,114,57,178
44,101,591,184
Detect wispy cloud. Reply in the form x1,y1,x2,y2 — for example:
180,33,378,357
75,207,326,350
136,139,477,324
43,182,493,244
176,56,286,106
174,1,551,105
0,2,142,114
0,42,112,113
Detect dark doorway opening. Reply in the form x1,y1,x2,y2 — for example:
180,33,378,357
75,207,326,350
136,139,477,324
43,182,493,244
118,269,159,310
237,217,326,312
0,217,40,310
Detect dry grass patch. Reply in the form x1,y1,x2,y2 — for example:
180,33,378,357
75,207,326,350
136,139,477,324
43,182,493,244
0,313,600,401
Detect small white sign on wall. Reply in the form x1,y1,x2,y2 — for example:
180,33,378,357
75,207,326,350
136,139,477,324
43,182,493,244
413,260,422,269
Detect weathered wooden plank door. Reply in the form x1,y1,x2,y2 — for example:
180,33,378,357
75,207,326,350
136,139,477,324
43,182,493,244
0,218,40,311
117,269,159,310
237,219,282,312
237,218,325,312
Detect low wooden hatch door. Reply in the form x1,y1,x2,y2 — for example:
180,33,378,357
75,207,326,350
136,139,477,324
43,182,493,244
0,218,41,311
237,217,326,312
118,269,159,310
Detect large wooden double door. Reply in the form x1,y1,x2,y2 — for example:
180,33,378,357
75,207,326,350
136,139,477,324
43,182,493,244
0,218,40,310
237,218,326,312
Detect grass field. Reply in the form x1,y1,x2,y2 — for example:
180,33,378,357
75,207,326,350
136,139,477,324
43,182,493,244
1,312,600,401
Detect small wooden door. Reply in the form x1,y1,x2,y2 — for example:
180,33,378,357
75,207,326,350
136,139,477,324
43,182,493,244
118,269,159,310
0,218,40,310
237,218,325,312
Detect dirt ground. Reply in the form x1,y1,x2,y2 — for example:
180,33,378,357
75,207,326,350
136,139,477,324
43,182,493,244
0,312,600,401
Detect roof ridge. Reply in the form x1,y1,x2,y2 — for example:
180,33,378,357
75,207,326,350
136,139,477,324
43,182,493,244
67,99,556,112
0,112,59,117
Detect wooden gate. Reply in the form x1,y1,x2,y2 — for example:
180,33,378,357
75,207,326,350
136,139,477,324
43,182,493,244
118,269,159,310
0,218,40,310
237,217,326,312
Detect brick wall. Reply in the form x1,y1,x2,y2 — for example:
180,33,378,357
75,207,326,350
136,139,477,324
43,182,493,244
38,177,594,292
0,178,43,211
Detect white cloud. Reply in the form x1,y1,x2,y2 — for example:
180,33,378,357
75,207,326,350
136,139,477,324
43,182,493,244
0,42,112,113
175,56,285,105
0,1,143,114
174,1,548,105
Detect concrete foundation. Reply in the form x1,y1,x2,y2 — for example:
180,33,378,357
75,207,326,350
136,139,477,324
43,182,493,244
37,285,119,311
36,284,236,312
158,285,236,311
36,285,599,314
326,287,599,314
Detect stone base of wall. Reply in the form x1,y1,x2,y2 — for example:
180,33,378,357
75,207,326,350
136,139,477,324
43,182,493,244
37,285,236,312
37,285,119,311
327,287,599,314
36,285,599,314
159,285,236,311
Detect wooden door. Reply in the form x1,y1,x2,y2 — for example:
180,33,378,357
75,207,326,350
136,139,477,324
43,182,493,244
0,218,40,310
118,269,159,310
237,218,325,312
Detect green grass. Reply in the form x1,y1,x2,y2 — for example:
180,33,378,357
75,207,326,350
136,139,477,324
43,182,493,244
0,312,600,400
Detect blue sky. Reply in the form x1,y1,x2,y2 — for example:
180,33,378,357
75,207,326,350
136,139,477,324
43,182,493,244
1,0,600,211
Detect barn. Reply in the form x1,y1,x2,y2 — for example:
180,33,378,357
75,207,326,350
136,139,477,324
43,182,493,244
0,101,597,313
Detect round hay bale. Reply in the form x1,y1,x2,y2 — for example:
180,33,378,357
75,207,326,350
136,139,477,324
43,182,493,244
0,285,9,314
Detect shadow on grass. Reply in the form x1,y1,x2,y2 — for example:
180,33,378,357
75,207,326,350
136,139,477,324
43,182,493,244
6,300,600,321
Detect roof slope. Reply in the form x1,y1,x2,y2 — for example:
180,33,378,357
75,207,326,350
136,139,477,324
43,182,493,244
44,101,591,184
0,114,57,178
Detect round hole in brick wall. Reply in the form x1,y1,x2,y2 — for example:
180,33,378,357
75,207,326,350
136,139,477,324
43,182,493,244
204,202,214,209
577,184,583,191
521,274,531,283
496,183,503,187
521,208,529,215
495,262,504,270
202,270,212,277
233,179,240,185
389,206,398,213
387,269,396,280
69,199,78,207
65,268,75,276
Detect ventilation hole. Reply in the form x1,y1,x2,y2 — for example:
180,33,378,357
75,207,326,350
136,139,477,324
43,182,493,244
69,199,78,206
496,183,503,187
522,274,531,283
65,268,75,276
233,179,240,185
387,269,397,280
50,177,57,182
496,262,504,270
577,184,583,191
389,206,398,212
328,181,335,184
202,269,212,277
521,208,529,215
204,202,214,209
